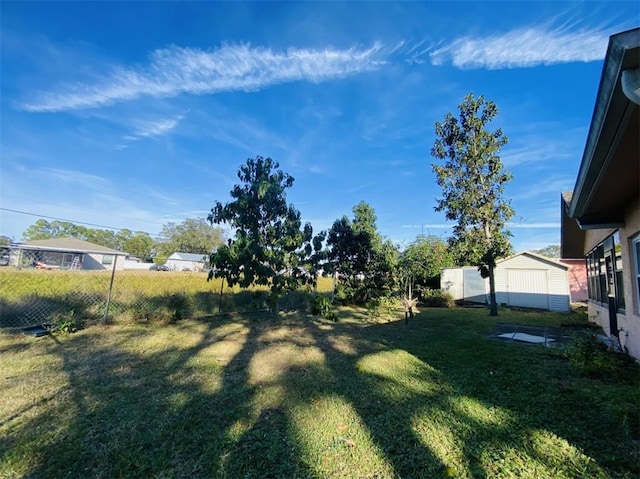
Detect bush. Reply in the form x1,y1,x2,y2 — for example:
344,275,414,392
365,296,401,320
50,310,82,334
310,295,337,322
420,289,455,308
565,333,624,378
166,293,190,322
310,295,331,316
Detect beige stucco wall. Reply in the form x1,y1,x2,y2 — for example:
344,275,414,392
586,197,640,359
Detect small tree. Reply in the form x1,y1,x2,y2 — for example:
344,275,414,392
208,156,315,317
327,201,397,304
399,235,454,300
431,94,514,316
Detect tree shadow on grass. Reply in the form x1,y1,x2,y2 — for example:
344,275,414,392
362,309,640,477
0,317,314,478
2,309,637,478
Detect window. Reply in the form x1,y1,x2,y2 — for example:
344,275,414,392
613,232,624,311
634,235,640,314
102,254,114,265
586,231,624,312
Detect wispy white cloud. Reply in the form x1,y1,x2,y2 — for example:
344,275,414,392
133,115,183,138
37,167,111,187
22,43,386,112
124,114,184,142
401,224,451,229
511,175,575,201
507,222,560,229
430,26,609,69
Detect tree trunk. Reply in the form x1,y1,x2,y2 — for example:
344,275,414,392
218,276,225,315
488,261,498,316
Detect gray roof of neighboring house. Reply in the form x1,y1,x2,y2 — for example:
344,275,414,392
168,252,207,262
17,237,125,255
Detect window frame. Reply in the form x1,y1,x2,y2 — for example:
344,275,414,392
633,235,640,314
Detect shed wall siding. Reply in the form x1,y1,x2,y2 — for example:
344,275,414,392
496,254,570,312
441,268,464,300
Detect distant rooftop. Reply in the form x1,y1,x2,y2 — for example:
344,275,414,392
169,252,207,262
18,237,125,255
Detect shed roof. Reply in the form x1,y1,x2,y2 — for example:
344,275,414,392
168,252,207,262
17,237,125,255
497,251,569,270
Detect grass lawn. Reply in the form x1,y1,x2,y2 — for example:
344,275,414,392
1,306,638,478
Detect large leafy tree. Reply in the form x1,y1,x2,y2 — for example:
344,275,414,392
123,232,155,258
399,235,454,300
155,218,225,256
208,156,318,316
327,201,397,304
23,219,82,241
431,93,514,316
532,244,561,259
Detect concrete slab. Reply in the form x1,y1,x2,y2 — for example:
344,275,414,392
497,332,555,344
491,323,575,348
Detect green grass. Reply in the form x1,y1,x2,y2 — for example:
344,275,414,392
1,307,638,478
0,269,334,326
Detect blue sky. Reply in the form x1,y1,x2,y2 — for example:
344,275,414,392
1,1,637,251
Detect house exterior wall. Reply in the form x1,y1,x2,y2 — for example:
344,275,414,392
559,259,588,302
123,260,153,270
586,198,640,358
83,253,126,271
166,260,204,271
495,254,570,312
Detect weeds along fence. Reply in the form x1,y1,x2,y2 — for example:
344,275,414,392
0,254,332,329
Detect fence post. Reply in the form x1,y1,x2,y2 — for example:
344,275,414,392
103,255,118,322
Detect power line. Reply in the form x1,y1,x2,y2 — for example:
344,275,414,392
0,207,169,238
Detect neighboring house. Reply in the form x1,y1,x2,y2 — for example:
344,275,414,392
10,237,127,271
165,252,207,272
441,252,571,312
558,259,588,302
561,28,640,358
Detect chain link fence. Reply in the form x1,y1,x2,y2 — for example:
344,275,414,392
0,246,319,329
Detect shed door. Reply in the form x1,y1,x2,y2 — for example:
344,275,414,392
507,269,548,310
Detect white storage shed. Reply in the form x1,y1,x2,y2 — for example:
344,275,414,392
494,252,570,312
440,251,571,312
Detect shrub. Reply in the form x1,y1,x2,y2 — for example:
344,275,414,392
365,296,401,320
310,295,331,316
310,295,337,322
166,293,190,322
420,289,455,308
565,333,624,378
50,310,82,334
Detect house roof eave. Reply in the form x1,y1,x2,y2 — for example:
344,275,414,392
568,28,640,222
